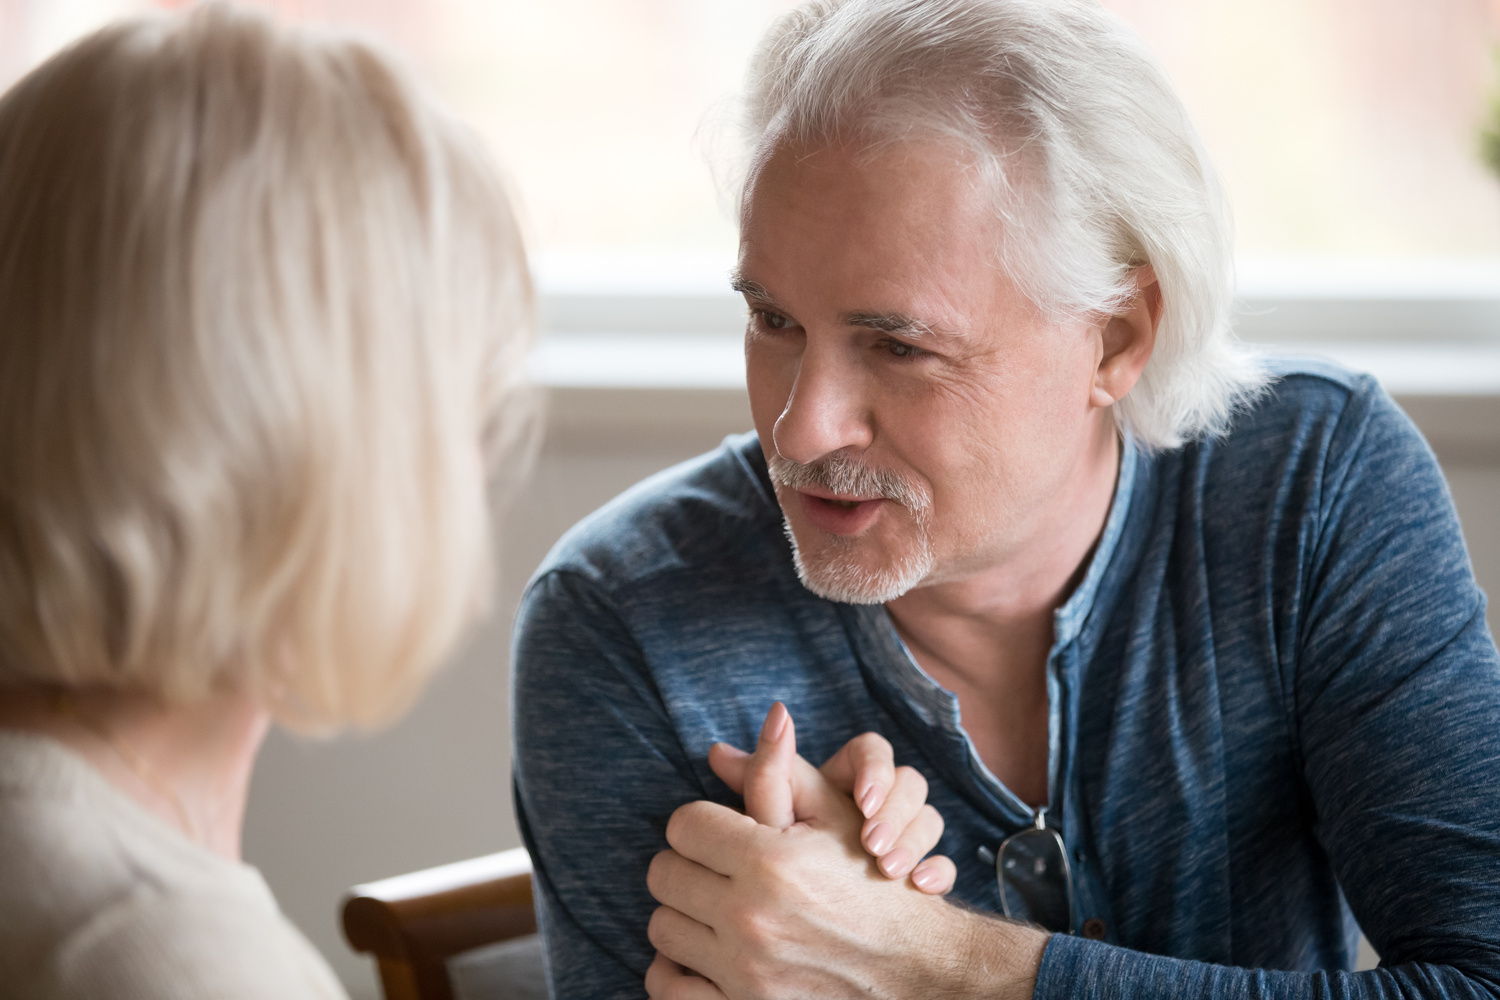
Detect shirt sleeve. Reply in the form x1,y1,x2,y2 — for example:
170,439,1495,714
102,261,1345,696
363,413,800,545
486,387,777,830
512,567,712,1000
1035,384,1500,1000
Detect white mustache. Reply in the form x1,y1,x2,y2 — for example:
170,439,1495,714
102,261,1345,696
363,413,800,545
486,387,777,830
768,452,930,517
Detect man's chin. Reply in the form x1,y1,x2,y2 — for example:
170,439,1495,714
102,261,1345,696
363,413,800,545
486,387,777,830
783,521,934,605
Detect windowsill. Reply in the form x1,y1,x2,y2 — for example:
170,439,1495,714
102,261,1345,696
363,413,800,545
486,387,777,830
534,252,1500,344
531,335,1500,465
529,253,1500,461
531,333,1500,397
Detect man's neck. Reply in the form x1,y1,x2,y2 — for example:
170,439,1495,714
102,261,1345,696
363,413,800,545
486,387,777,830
883,421,1122,804
885,420,1123,689
0,687,269,861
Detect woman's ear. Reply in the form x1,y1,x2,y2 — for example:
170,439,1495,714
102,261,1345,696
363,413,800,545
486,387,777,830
1090,265,1162,408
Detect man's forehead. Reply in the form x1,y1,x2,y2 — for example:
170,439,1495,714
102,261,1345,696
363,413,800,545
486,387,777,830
742,136,991,230
733,139,1011,342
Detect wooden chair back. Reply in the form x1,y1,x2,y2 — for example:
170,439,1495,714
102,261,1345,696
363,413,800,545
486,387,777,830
342,848,537,1000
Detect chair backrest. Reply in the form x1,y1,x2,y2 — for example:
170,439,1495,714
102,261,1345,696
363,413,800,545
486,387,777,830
342,847,537,1000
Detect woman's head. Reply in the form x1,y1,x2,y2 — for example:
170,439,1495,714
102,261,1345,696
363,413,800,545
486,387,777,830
0,3,533,731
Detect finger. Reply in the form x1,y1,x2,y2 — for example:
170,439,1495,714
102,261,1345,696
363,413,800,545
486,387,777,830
742,702,796,829
710,740,840,813
875,803,944,880
648,905,722,984
646,849,730,926
909,853,958,896
665,799,763,875
700,708,864,833
819,731,895,818
706,741,751,795
861,765,929,859
646,953,727,1000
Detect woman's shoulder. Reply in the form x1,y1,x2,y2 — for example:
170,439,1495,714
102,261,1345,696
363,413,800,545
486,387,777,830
0,730,348,999
49,883,350,999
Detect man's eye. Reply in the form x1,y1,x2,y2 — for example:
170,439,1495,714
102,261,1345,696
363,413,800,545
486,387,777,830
885,339,920,358
755,310,791,331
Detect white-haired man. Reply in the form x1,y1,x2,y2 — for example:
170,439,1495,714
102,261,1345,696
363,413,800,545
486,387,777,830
513,1,1500,998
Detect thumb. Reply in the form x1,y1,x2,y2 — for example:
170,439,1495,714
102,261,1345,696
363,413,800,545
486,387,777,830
714,706,861,832
741,702,796,829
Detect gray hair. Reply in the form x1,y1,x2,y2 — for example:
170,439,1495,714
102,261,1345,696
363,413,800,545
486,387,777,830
739,0,1267,449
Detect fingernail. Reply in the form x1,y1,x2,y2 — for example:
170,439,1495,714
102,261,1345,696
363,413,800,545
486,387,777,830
866,821,894,855
713,742,750,759
858,785,883,817
911,863,942,890
761,702,789,743
879,847,912,878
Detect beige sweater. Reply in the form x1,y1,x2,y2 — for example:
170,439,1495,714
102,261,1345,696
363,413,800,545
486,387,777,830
0,729,349,999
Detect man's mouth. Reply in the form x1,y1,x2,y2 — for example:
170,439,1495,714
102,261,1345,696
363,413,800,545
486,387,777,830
795,490,887,535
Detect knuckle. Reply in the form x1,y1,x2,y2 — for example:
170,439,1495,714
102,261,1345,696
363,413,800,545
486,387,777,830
729,951,760,988
723,897,768,945
742,757,778,788
758,838,802,877
742,906,773,946
920,803,944,835
647,906,672,948
665,800,710,845
864,731,894,757
894,765,928,797
851,731,891,759
646,850,673,896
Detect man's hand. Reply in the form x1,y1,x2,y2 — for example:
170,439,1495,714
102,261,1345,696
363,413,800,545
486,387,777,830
707,705,956,891
645,704,1049,1000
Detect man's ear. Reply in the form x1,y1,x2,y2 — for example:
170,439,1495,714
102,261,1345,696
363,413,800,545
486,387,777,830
1090,265,1161,409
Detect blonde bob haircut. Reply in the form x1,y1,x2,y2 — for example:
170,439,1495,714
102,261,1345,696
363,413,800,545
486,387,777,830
0,3,534,732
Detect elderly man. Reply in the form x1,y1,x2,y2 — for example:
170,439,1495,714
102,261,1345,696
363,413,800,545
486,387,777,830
512,0,1500,997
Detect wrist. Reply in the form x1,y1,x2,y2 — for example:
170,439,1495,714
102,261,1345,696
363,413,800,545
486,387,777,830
921,903,1049,1000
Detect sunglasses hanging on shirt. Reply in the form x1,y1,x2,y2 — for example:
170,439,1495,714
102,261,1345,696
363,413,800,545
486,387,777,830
977,807,1076,935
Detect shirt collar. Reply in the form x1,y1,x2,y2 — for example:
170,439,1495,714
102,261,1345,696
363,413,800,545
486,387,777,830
1052,428,1137,647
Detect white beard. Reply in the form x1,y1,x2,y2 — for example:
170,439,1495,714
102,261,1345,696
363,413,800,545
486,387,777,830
768,451,935,605
782,517,935,604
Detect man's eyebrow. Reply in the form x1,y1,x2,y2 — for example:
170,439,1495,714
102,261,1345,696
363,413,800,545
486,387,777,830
728,275,959,341
842,311,959,341
729,273,776,303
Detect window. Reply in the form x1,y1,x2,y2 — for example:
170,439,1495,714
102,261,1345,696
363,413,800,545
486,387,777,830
5,0,1500,378
5,0,1498,262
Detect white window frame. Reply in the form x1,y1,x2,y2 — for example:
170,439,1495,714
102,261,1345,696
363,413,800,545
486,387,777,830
532,253,1500,399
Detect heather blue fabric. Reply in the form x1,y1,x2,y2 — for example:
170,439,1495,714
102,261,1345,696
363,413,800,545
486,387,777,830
511,360,1500,1000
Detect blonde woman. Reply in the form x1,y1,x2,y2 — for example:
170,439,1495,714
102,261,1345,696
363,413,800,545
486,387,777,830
0,5,532,997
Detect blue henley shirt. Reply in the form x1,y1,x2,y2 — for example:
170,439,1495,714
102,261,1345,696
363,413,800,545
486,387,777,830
512,359,1500,999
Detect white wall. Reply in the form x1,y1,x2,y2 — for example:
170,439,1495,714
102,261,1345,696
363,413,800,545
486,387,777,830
243,386,1500,999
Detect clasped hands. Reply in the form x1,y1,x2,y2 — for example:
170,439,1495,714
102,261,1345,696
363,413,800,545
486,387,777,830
644,703,1047,1000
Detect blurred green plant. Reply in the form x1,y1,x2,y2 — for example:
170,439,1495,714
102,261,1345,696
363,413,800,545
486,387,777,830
1483,50,1500,180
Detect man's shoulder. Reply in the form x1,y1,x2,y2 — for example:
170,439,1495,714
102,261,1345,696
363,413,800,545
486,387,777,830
1167,354,1440,541
1249,354,1379,423
531,431,785,596
1148,354,1430,541
1214,354,1398,458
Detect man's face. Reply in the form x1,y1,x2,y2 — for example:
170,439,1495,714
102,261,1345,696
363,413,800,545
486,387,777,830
738,139,1114,604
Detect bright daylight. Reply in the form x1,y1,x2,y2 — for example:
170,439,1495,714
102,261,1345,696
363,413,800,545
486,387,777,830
0,2,1497,999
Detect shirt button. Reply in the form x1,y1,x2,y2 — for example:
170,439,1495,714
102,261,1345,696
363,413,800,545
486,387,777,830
1082,918,1107,940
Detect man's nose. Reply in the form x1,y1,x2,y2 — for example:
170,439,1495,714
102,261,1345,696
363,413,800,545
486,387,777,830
771,340,873,465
